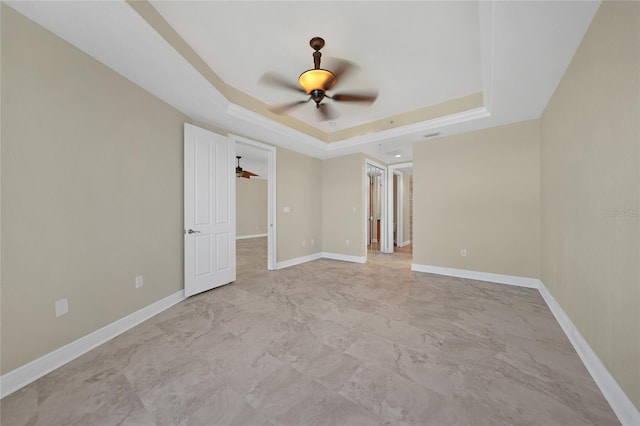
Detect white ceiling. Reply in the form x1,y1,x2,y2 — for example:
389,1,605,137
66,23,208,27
150,1,483,132
6,1,601,164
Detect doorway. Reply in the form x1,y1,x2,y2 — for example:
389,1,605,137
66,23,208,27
231,135,276,271
387,162,413,254
366,161,387,258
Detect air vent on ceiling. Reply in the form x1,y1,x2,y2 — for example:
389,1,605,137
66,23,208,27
423,132,441,139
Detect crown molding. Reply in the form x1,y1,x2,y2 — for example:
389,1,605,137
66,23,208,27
226,102,491,160
326,107,491,152
225,103,328,156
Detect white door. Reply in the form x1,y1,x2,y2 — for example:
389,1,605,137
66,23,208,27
184,123,236,297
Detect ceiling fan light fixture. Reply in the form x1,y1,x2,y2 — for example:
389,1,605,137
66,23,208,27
261,37,377,120
235,155,258,178
298,69,336,93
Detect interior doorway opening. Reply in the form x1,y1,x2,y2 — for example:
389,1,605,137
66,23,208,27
366,161,387,259
232,135,276,271
387,162,413,255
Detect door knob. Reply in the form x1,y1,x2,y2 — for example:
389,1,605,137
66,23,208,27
187,229,200,234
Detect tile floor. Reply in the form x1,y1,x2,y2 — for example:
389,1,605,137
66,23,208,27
1,237,618,425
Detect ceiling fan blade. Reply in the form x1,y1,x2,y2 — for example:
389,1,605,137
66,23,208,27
318,103,339,121
259,72,306,93
269,98,311,114
326,58,356,87
241,171,258,179
332,91,378,104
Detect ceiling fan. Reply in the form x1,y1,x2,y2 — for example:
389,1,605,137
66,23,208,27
260,37,378,121
236,156,258,179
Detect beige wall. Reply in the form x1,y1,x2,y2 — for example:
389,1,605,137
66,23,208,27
236,178,267,237
413,120,540,278
322,154,366,257
540,1,639,409
276,147,322,262
1,6,188,374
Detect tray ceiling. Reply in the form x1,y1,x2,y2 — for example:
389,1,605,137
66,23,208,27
5,1,601,163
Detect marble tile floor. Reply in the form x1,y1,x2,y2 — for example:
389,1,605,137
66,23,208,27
1,237,618,425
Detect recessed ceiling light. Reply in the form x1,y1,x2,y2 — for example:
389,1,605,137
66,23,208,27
394,154,402,158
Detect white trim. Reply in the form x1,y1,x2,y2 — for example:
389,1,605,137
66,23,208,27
388,163,413,253
326,108,491,153
388,161,413,169
275,253,323,270
236,233,267,240
225,103,491,161
539,282,640,426
410,263,639,425
0,290,185,399
275,252,367,269
365,159,389,256
399,239,411,248
395,172,403,250
225,104,328,157
321,252,367,264
410,264,540,289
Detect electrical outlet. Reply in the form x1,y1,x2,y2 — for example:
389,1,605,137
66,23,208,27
135,275,144,288
302,240,306,247
283,206,290,213
311,239,315,245
346,239,350,246
55,298,69,317
460,249,467,257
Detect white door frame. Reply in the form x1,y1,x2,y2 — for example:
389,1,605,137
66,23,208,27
365,159,390,256
392,171,403,248
229,134,277,271
387,162,413,252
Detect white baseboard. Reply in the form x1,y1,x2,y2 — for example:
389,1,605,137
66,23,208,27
275,252,366,270
275,252,322,269
321,252,367,264
399,239,411,247
411,264,540,289
411,263,639,425
236,233,267,240
538,282,640,425
5,261,638,424
0,290,185,399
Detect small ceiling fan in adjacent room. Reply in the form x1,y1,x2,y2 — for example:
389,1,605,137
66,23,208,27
235,156,258,179
260,37,378,121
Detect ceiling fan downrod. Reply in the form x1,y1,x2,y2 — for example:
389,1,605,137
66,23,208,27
310,36,325,70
